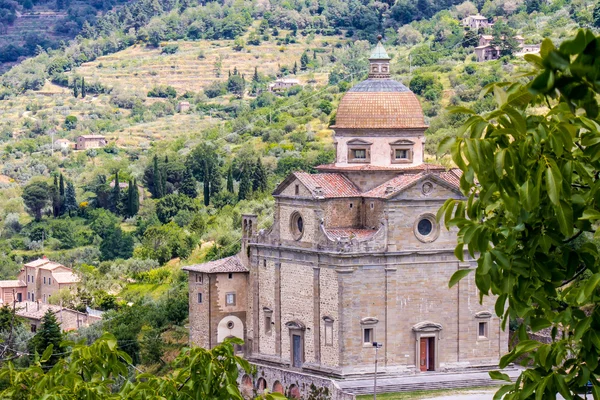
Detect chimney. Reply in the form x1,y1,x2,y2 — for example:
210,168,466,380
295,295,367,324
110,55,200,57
37,301,39,311
42,255,48,260
385,186,394,194
313,187,324,197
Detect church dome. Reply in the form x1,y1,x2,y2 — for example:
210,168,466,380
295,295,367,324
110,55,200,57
332,39,427,130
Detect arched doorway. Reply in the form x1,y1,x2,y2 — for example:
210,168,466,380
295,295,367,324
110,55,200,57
256,377,267,394
288,384,300,399
273,381,284,394
240,374,253,399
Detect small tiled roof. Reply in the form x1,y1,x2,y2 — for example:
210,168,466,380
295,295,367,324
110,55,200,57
52,272,79,284
39,262,68,271
0,280,25,288
470,14,488,19
183,255,248,274
364,173,425,198
79,135,105,139
24,258,51,268
440,170,462,187
333,91,427,129
481,35,493,40
325,228,378,241
293,172,362,198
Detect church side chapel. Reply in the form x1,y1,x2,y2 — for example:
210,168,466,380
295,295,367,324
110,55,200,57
184,38,508,379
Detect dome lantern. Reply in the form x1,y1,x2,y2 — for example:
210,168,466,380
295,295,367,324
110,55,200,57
368,36,391,79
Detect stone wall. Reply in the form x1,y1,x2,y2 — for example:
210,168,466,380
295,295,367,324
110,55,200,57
210,272,248,347
189,272,210,348
240,363,355,400
323,199,361,228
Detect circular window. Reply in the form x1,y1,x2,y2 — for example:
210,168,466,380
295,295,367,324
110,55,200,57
414,214,439,243
290,212,304,240
227,321,235,329
417,219,433,236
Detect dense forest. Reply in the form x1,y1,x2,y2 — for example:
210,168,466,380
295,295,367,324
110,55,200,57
0,0,597,381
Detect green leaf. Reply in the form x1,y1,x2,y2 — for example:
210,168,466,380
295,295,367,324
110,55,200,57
489,371,512,382
449,268,472,288
495,294,507,317
540,38,555,59
546,162,562,206
524,54,543,68
574,317,591,341
480,252,492,274
578,273,600,304
41,344,54,363
581,209,600,221
437,136,456,156
530,318,552,332
555,200,573,237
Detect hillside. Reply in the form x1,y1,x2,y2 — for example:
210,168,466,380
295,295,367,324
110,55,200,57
0,0,596,371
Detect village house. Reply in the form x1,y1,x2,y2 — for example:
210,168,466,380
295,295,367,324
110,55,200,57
53,138,74,150
0,257,79,305
17,301,102,332
185,39,508,398
268,78,301,93
178,101,191,113
0,257,100,332
475,34,539,62
461,14,493,30
75,135,107,150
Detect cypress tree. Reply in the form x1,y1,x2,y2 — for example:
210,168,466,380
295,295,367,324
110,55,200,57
293,61,298,75
226,165,234,193
81,77,86,98
73,79,79,98
127,180,134,217
152,155,163,198
52,175,60,217
161,156,168,196
110,171,121,214
203,161,210,206
300,52,309,70
59,174,65,215
252,158,267,193
131,179,140,216
253,66,259,82
180,169,198,198
65,181,77,217
238,169,251,201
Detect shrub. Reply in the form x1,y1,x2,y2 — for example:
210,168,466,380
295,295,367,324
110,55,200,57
161,44,179,54
64,116,78,130
147,85,177,98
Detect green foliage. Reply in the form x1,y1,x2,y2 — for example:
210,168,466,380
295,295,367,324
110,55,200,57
161,44,179,54
252,158,268,193
155,194,198,224
227,74,245,99
63,115,78,130
100,226,134,261
22,181,51,221
594,2,600,28
462,29,479,48
438,30,600,398
29,310,63,367
238,169,252,201
140,222,197,264
147,85,177,98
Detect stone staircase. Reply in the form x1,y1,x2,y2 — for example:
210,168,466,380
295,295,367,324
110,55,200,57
337,369,522,395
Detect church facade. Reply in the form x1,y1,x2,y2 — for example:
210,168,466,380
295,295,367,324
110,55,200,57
184,40,508,380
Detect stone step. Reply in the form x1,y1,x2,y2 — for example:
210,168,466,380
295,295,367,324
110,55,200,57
345,378,502,395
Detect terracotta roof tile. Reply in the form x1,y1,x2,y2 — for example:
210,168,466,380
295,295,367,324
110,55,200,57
293,172,362,198
0,280,25,288
324,228,378,241
363,173,425,198
183,255,248,274
52,272,79,284
333,91,427,129
439,169,462,187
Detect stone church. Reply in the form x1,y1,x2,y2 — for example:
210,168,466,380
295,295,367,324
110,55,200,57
184,39,508,383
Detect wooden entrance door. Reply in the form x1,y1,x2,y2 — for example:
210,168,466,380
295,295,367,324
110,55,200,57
292,334,302,368
419,338,427,371
419,337,435,372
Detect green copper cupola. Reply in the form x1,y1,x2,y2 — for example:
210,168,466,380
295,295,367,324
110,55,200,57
368,35,391,79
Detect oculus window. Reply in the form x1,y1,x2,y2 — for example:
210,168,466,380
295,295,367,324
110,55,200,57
414,214,440,243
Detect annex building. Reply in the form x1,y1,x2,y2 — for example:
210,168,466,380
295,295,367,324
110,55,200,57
184,39,507,394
